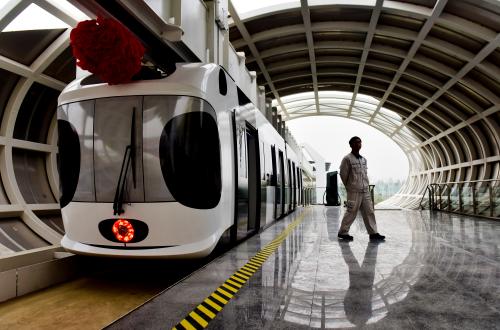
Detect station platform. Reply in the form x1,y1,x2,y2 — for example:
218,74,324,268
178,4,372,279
107,205,500,330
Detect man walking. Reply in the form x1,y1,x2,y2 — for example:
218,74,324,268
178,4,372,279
337,136,385,241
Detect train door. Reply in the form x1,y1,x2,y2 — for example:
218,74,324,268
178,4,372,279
246,124,261,232
232,110,260,241
292,162,297,209
287,159,292,213
278,150,285,217
297,167,304,206
271,145,279,220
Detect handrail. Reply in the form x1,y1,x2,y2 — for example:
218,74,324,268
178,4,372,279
435,179,499,184
419,185,433,210
420,180,499,220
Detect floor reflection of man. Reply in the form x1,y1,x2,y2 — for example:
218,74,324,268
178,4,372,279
325,206,342,241
339,241,380,327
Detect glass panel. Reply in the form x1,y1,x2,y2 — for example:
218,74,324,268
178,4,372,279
0,29,65,65
476,184,491,216
435,184,448,210
43,46,76,83
237,123,248,179
231,0,300,17
0,217,49,254
143,96,176,202
12,149,56,204
14,83,59,143
493,185,500,218
44,1,88,22
3,3,68,31
59,101,95,202
0,68,20,125
0,169,9,204
461,184,474,214
278,92,314,105
449,184,460,212
35,211,65,235
94,97,144,203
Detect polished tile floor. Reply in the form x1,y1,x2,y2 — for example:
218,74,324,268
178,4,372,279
107,206,500,329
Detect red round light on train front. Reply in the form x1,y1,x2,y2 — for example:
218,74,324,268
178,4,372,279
112,219,135,243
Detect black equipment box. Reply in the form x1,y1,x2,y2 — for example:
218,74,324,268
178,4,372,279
325,171,341,206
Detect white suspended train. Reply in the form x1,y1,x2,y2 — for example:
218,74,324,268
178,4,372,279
57,63,315,258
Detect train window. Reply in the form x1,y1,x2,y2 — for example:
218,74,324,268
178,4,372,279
260,141,265,180
219,69,227,95
58,101,95,202
57,119,80,208
144,96,221,208
236,121,247,178
270,145,277,185
94,97,144,203
287,159,291,186
278,150,284,186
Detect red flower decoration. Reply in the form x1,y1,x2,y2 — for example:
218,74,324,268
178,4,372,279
70,17,145,85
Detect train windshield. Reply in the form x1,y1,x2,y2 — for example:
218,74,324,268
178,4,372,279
57,96,221,209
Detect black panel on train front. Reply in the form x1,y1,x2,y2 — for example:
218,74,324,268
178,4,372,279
57,119,80,208
98,219,149,243
219,68,227,95
159,111,221,209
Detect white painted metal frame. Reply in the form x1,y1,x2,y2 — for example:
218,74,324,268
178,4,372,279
0,0,88,251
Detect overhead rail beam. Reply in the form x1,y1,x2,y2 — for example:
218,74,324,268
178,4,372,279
229,1,290,119
69,0,195,73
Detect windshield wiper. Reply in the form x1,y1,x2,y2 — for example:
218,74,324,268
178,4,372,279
113,108,137,215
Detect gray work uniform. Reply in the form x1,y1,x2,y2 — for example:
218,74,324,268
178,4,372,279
338,153,378,235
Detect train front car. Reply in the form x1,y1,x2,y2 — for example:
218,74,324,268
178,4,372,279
57,64,235,258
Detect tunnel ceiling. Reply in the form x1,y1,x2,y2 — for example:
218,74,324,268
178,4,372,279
229,0,500,193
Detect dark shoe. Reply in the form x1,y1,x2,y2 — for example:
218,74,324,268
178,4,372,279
370,233,385,241
338,234,353,241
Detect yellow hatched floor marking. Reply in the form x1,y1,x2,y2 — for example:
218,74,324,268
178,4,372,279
205,298,222,311
189,311,208,327
231,275,246,283
235,271,250,279
211,292,228,304
197,305,216,319
171,208,309,330
248,260,262,267
239,268,254,276
245,262,259,269
180,319,196,330
222,283,238,293
217,287,233,299
227,279,242,288
245,263,259,270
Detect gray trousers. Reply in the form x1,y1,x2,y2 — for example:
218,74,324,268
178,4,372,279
338,190,378,235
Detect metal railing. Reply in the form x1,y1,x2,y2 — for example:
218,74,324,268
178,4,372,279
420,179,500,219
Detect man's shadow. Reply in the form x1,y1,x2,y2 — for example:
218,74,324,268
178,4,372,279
339,241,381,327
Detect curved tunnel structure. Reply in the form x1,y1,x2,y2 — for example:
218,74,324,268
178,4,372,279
0,0,498,255
229,0,500,209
